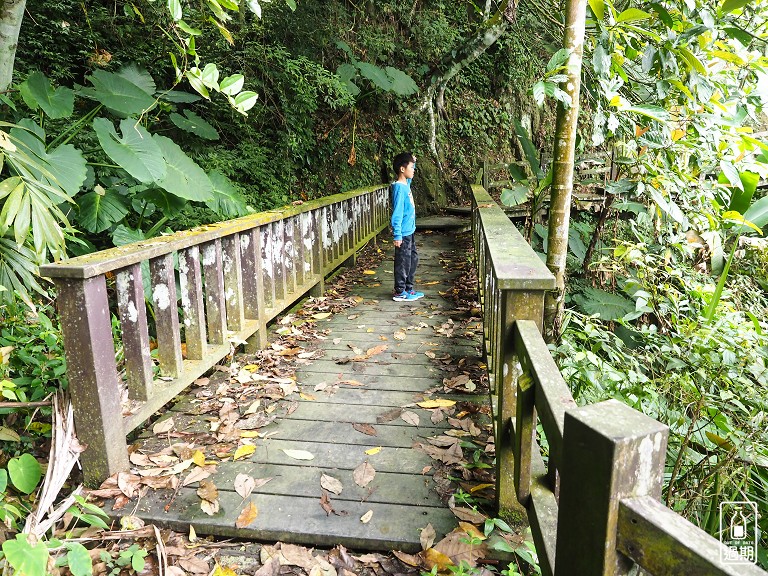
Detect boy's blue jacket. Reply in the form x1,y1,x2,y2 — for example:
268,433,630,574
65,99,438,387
390,179,416,241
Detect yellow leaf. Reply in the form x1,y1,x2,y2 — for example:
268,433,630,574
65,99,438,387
365,446,382,455
363,270,377,275
417,399,456,409
422,281,439,286
212,564,238,576
240,430,259,438
313,312,332,320
300,392,316,401
458,522,487,540
609,95,622,107
235,501,259,529
233,445,256,461
243,364,260,371
469,483,494,493
671,128,685,141
192,450,206,467
424,548,453,571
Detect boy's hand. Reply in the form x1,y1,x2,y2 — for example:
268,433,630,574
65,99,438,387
394,240,402,248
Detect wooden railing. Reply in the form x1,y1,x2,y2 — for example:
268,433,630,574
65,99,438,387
41,185,390,486
471,184,765,576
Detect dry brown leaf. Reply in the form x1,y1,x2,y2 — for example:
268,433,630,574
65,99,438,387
200,499,220,515
253,556,281,576
365,345,387,356
352,423,377,436
320,473,343,495
376,408,402,423
279,543,315,570
353,461,375,487
153,417,175,434
393,331,406,341
441,442,464,465
320,491,334,516
178,556,211,574
116,472,141,498
338,379,365,387
235,501,259,528
235,473,256,499
197,479,218,502
420,523,436,551
401,411,420,426
391,550,421,567
182,467,212,487
433,528,488,567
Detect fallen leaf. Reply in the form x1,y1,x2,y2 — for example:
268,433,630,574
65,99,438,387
422,281,440,286
320,473,343,495
153,417,175,434
394,331,406,340
233,444,256,461
434,527,488,567
353,461,375,487
352,423,377,436
278,347,302,356
200,498,220,515
338,379,365,387
417,399,456,409
300,392,316,401
424,548,453,571
333,338,342,345
401,411,420,426
360,510,373,523
197,479,218,502
283,449,315,460
182,467,212,487
212,564,238,576
313,312,332,320
192,450,206,467
235,473,256,499
420,523,436,551
320,491,335,516
377,408,402,423
365,344,387,356
244,400,262,415
470,483,494,493
364,446,382,455
235,501,259,528
0,426,19,442
363,270,377,275
391,550,421,567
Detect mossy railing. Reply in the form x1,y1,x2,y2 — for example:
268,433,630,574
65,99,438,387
471,184,765,576
41,185,390,486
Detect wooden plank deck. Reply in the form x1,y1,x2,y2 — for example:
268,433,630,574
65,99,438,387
122,231,487,552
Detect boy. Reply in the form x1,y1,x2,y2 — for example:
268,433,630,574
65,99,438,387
390,152,424,302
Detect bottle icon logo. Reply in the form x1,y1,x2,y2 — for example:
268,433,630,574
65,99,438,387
720,501,758,564
730,508,748,540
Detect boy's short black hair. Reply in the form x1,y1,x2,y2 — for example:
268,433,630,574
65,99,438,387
392,152,415,177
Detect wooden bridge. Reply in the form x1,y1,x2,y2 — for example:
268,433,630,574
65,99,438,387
41,185,765,574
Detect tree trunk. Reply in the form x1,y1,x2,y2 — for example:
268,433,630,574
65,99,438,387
416,1,515,168
0,0,26,92
542,0,587,342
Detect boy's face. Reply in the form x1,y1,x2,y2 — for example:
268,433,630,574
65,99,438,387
401,161,415,179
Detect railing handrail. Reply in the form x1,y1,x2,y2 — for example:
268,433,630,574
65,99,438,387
471,184,555,290
46,184,390,486
471,184,767,576
41,185,386,280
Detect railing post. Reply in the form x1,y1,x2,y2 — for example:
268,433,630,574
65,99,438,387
496,288,547,516
53,276,129,486
555,399,668,576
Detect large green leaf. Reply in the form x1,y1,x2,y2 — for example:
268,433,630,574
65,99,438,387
80,70,156,116
93,118,167,184
65,542,93,576
115,63,156,96
160,90,202,103
500,184,529,207
720,0,749,13
207,171,249,217
11,120,87,197
19,72,74,119
153,135,213,202
616,8,651,22
588,0,604,19
2,534,49,576
513,119,544,181
726,170,759,213
170,110,220,140
385,67,418,96
112,224,146,246
573,287,635,320
77,188,129,233
744,196,768,232
7,453,42,494
356,62,392,91
136,189,187,217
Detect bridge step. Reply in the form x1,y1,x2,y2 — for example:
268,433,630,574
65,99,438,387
118,231,485,552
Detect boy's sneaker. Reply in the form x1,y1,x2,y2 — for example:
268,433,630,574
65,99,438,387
407,290,424,300
393,291,419,302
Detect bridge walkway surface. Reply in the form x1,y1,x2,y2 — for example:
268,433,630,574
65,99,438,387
116,230,491,552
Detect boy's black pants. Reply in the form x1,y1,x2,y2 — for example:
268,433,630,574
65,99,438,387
394,233,418,293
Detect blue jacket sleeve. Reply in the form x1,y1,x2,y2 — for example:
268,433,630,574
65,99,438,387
391,184,405,241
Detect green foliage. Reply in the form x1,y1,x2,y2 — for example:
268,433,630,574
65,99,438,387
2,534,50,576
100,544,148,575
335,41,419,97
7,453,42,494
